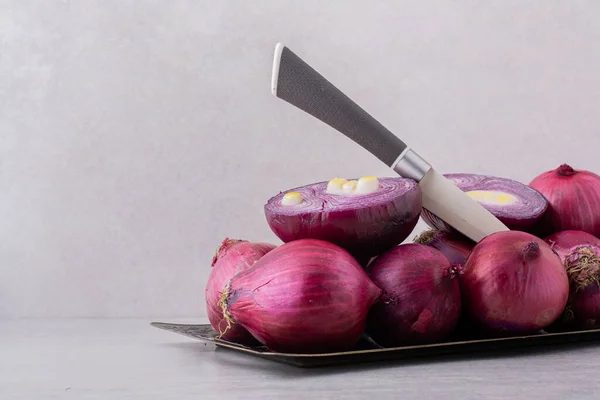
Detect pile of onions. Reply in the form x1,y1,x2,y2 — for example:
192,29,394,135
422,173,548,232
543,230,600,330
205,238,276,343
414,229,475,266
263,176,421,262
215,239,382,353
529,164,600,237
199,164,600,353
365,243,463,347
460,230,569,335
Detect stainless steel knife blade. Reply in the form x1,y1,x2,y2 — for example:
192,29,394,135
270,42,509,242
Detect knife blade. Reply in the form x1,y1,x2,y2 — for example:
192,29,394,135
270,42,509,242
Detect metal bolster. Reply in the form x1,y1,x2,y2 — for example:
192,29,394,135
391,148,432,181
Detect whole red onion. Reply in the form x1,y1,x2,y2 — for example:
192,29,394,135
205,238,276,343
544,230,600,330
365,243,463,347
217,239,382,353
461,230,569,336
422,173,548,233
414,229,475,266
529,164,600,237
264,176,421,261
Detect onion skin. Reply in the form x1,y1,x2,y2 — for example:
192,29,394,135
218,239,383,353
543,230,600,330
264,177,422,260
414,229,475,266
205,238,276,343
422,173,548,232
366,243,463,347
461,231,569,336
530,164,600,238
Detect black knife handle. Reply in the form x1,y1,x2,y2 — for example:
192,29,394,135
273,44,408,167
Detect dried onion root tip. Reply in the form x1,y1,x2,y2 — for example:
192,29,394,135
413,229,437,244
565,246,600,290
216,282,235,338
205,239,276,344
543,230,600,331
264,176,422,260
414,229,475,266
530,163,600,237
421,173,548,233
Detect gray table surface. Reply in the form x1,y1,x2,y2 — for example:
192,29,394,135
2,318,600,399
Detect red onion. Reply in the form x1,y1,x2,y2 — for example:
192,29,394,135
263,176,421,261
461,230,569,336
529,164,600,237
205,238,276,343
543,230,600,330
414,229,475,266
365,243,463,347
422,173,548,232
216,238,382,353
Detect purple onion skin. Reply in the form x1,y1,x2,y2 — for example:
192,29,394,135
414,229,475,266
530,164,600,238
264,177,422,261
205,238,276,343
543,230,600,331
222,239,383,354
461,231,569,336
568,286,600,330
366,243,463,347
422,173,548,233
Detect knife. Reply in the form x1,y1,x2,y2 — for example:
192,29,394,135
270,42,509,242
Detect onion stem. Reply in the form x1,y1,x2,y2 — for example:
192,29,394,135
558,164,576,176
211,238,244,267
522,242,540,261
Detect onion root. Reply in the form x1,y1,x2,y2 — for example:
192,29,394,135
216,282,235,339
565,246,600,291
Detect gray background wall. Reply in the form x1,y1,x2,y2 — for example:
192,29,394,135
2,0,600,318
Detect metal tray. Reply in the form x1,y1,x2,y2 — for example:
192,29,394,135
151,321,600,368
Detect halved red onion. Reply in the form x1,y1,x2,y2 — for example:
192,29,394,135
461,230,569,336
205,238,276,343
264,176,422,261
366,243,463,347
216,239,382,353
414,229,475,266
530,164,600,237
544,230,600,330
421,173,548,232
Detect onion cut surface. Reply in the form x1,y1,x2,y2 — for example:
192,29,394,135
422,173,548,232
264,177,422,260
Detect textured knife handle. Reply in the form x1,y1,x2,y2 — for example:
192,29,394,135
272,44,408,167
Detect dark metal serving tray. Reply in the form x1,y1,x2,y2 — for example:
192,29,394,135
151,321,600,368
